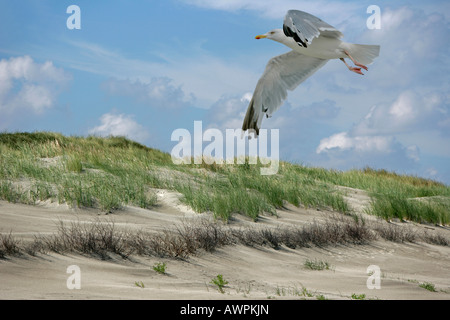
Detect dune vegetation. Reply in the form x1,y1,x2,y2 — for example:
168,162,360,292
0,131,449,225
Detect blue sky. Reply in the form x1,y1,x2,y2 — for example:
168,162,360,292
1,0,449,184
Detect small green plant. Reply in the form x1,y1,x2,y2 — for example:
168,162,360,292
134,281,145,288
275,286,285,296
304,259,331,271
236,282,252,296
210,274,229,293
316,294,327,300
153,262,167,274
419,282,436,292
351,293,366,300
275,285,314,298
300,286,315,298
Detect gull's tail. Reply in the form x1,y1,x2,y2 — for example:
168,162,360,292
342,43,380,65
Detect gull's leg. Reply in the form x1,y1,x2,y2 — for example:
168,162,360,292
344,50,368,71
340,58,364,75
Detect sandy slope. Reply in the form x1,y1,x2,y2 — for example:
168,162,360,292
1,189,449,300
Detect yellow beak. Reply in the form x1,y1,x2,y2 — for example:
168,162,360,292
255,34,267,39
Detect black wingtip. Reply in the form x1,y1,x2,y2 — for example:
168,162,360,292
283,24,307,48
242,98,260,137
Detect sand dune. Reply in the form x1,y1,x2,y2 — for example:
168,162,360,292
1,189,449,300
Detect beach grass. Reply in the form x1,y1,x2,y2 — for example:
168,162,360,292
153,262,167,274
419,282,437,292
0,131,449,224
210,274,229,293
304,259,332,271
1,212,448,260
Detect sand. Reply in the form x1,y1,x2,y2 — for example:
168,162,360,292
1,188,449,300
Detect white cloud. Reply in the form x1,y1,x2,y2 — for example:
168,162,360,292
316,132,394,154
406,145,420,162
316,89,449,158
101,77,194,109
64,40,259,109
313,86,450,176
181,0,361,22
88,113,150,143
389,91,415,119
314,130,420,175
352,90,449,137
316,132,350,153
205,93,250,130
360,6,450,89
0,55,71,114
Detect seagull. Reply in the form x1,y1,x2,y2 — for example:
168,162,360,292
242,10,380,136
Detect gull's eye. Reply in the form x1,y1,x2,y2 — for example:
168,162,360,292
270,31,275,35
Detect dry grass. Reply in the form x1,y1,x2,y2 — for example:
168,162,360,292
1,214,448,260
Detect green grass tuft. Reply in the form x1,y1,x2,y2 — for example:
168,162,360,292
304,259,332,271
153,262,167,274
210,274,229,293
419,282,437,292
351,293,366,300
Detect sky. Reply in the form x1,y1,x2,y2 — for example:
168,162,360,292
0,0,449,184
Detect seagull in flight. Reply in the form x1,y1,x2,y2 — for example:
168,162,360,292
242,10,380,136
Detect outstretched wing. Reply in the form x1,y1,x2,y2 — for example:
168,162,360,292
283,10,343,47
242,50,328,135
